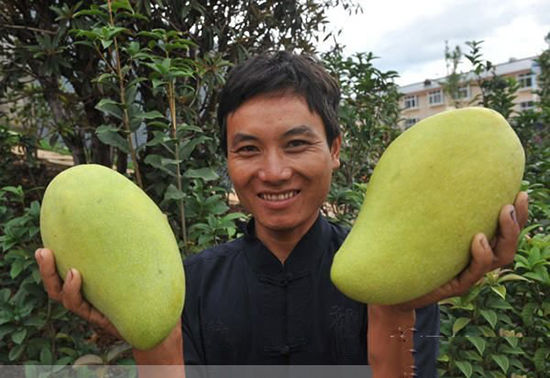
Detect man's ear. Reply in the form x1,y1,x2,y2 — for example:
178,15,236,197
330,134,342,169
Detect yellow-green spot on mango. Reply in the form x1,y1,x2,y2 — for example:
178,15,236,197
40,164,185,349
331,107,524,305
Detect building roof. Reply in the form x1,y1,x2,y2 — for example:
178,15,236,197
399,56,540,95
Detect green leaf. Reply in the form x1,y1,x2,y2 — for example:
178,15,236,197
95,99,123,120
462,350,482,361
503,336,519,348
96,125,129,154
497,273,530,283
125,84,138,104
454,360,472,378
519,302,535,328
9,344,25,361
0,310,12,325
40,346,53,364
452,317,471,336
477,325,496,337
73,354,104,365
10,260,24,279
100,39,113,49
490,285,506,299
106,342,132,362
491,354,509,374
140,110,164,120
183,168,219,181
480,309,498,329
467,336,486,356
110,0,133,13
499,344,524,355
11,328,27,344
534,348,550,372
164,184,186,201
0,288,11,303
180,136,209,160
143,154,176,177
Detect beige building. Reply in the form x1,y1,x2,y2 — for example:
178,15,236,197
398,56,540,128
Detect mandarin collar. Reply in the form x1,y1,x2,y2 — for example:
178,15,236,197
243,213,330,276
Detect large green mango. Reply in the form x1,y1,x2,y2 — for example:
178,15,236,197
40,164,185,349
331,107,524,305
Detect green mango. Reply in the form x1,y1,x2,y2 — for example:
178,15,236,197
331,107,524,305
40,164,185,349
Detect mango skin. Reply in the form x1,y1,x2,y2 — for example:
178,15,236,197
40,164,185,349
331,107,524,305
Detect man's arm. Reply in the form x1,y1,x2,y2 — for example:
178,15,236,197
368,305,416,376
368,192,528,376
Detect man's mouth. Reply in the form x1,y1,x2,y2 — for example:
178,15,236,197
259,190,300,202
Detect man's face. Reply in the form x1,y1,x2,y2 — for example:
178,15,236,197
226,93,341,237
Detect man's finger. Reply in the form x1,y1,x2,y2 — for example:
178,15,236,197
514,191,529,229
35,248,63,302
493,204,520,267
454,234,493,293
61,268,84,312
61,269,121,337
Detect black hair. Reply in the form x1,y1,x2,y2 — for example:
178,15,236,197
217,51,341,154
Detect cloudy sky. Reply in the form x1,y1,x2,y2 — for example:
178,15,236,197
324,0,550,86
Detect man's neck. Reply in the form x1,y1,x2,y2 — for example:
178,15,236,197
254,212,320,264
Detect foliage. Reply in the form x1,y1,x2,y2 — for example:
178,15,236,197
0,186,127,366
464,40,520,120
437,37,550,377
0,0,363,364
437,207,550,377
322,47,401,225
440,41,465,108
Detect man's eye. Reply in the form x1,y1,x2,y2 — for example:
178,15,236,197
287,140,308,148
236,145,258,153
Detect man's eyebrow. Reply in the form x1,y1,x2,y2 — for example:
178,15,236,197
282,125,316,138
231,133,258,146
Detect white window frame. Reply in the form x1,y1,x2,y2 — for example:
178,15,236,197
517,72,535,90
428,89,443,106
452,85,470,100
403,95,418,109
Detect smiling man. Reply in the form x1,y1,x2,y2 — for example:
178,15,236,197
36,51,528,377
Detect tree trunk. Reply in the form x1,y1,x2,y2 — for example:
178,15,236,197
39,77,87,165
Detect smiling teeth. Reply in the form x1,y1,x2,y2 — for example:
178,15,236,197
261,191,298,201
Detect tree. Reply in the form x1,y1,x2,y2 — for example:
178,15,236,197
0,0,360,168
440,41,465,108
322,47,401,225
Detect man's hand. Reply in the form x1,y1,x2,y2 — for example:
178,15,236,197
368,192,528,377
35,248,121,338
35,248,184,369
399,191,529,310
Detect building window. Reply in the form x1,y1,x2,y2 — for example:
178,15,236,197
520,101,535,110
405,118,419,128
452,85,470,100
517,72,534,89
403,95,418,109
428,89,443,105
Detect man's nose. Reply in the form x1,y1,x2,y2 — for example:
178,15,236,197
257,153,292,183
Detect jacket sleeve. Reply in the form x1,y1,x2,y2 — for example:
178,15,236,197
414,304,440,378
182,261,205,365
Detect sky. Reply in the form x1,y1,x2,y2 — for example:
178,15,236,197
324,0,550,86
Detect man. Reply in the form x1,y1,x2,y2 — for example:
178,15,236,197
36,51,528,377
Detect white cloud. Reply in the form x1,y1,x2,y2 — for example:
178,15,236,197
324,0,550,85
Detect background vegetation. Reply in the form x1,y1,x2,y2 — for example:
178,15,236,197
0,1,548,376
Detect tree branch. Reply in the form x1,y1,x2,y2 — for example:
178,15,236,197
1,24,57,35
